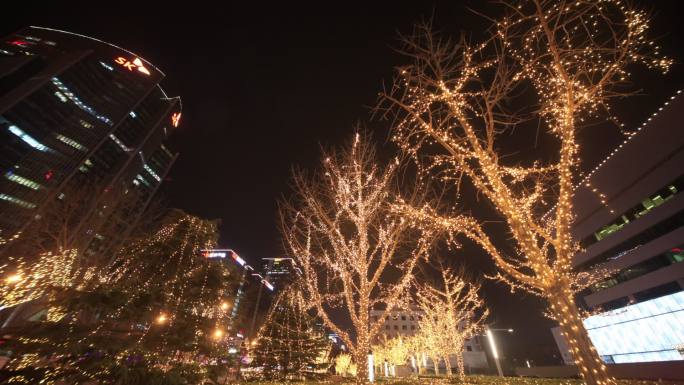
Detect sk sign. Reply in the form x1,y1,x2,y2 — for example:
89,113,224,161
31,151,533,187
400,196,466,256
115,57,151,75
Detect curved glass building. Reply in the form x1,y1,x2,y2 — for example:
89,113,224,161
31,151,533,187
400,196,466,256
0,26,180,258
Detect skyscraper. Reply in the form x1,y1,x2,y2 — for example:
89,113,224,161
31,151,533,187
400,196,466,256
261,257,300,287
0,27,180,258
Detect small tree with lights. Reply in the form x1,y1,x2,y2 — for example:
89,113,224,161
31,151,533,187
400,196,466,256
415,267,488,379
280,133,456,384
378,1,671,384
250,287,330,380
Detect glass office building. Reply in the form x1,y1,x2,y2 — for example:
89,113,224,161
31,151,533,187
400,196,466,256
584,291,684,364
0,26,179,257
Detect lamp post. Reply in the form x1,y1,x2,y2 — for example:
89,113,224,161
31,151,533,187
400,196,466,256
485,327,513,377
368,351,375,383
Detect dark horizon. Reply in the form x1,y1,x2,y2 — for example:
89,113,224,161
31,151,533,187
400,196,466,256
4,0,684,363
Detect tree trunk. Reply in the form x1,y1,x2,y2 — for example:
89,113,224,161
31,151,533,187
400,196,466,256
549,282,614,385
354,351,368,384
455,351,465,380
444,355,452,377
432,357,440,376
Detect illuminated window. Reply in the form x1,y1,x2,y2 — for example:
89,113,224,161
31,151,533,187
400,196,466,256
136,174,150,187
51,77,113,125
161,144,173,157
99,61,114,71
636,185,677,217
79,159,93,173
5,172,42,190
55,134,87,151
0,193,36,209
585,292,684,364
109,134,131,152
7,125,50,152
583,175,684,247
54,91,67,103
79,120,94,129
143,163,161,182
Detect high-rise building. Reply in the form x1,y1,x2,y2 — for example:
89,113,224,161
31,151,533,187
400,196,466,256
0,27,180,257
552,90,684,364
261,257,300,288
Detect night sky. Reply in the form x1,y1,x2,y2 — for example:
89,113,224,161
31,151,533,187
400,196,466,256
5,0,684,363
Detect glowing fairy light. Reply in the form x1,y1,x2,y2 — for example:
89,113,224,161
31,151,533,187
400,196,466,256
379,1,671,384
280,134,441,383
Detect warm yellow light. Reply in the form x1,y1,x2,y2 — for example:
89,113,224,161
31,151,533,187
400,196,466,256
213,329,224,339
220,302,229,310
156,313,167,324
5,274,22,284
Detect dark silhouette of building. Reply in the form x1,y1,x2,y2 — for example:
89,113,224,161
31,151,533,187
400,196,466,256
0,26,179,258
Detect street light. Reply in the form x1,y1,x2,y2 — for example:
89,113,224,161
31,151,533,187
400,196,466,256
367,351,375,383
5,273,21,284
156,313,167,324
486,327,513,377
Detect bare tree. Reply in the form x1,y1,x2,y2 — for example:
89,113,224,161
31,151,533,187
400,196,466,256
280,134,451,384
378,1,671,384
415,268,487,379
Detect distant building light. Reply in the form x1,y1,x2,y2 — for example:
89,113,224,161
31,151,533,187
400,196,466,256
8,125,50,152
204,251,227,258
231,251,246,266
99,61,114,71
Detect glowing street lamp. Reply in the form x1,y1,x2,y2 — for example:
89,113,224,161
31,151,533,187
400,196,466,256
220,301,229,310
5,274,22,284
486,327,513,377
213,328,224,340
368,351,375,383
156,313,167,324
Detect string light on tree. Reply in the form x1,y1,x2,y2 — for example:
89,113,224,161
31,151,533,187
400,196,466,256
378,1,671,384
280,133,444,384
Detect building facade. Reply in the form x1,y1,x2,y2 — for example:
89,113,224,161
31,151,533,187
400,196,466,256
0,27,179,258
370,307,489,370
552,90,684,364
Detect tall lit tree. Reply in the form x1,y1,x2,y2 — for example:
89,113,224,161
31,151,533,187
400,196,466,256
379,1,671,384
415,268,487,379
280,134,450,384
